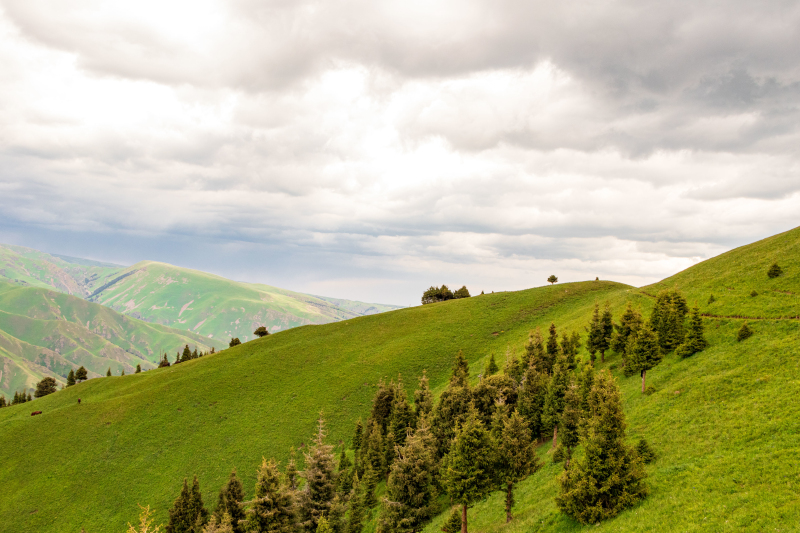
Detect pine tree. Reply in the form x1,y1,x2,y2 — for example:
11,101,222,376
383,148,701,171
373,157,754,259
246,458,296,533
610,303,643,367
440,405,494,533
560,331,581,370
352,420,364,452
586,303,602,364
106,368,112,377
362,420,386,477
577,363,595,418
127,504,164,533
708,294,716,304
34,377,58,398
121,369,126,376
413,371,433,422
346,473,365,533
315,517,331,533
384,429,396,475
636,438,656,464
599,303,614,363
182,345,192,363
523,328,546,372
450,351,470,388
650,290,688,352
369,379,396,434
516,366,549,442
767,262,783,278
361,465,379,509
300,415,337,531
167,477,209,533
136,364,142,374
286,447,299,491
628,324,663,393
192,348,199,359
737,322,753,342
75,366,88,382
556,370,647,524
542,354,572,447
559,385,581,466
544,323,559,374
502,348,523,385
159,354,171,368
676,305,708,358
26,392,32,402
337,447,353,494
202,513,232,533
440,507,462,533
430,384,472,460
67,369,76,387
378,422,437,533
494,410,542,522
389,376,413,449
213,470,246,533
0,396,6,408
483,353,499,376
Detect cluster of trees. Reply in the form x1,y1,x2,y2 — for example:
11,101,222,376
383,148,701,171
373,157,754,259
129,319,651,533
421,285,470,305
0,391,32,407
158,345,215,368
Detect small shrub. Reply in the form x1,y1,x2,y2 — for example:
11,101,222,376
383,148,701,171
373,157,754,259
737,322,753,342
636,438,656,463
767,263,783,278
708,294,715,304
441,507,462,533
750,290,758,297
552,445,566,463
644,385,656,396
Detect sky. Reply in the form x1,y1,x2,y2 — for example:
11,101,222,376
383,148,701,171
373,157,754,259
0,0,799,306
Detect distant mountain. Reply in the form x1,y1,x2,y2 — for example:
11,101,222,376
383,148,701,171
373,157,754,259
0,244,403,343
0,279,225,398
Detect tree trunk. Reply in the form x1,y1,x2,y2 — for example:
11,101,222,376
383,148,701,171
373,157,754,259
462,503,468,533
552,424,558,448
641,369,646,392
505,482,514,522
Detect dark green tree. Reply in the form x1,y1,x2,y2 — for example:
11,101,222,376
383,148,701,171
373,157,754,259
368,379,396,434
181,345,192,362
135,364,142,374
577,363,595,418
352,419,364,452
192,348,199,359
213,469,246,533
453,286,471,299
471,374,517,427
440,405,494,533
362,420,386,478
300,415,337,531
610,303,643,368
599,303,614,363
246,458,296,533
159,354,171,368
675,305,708,358
0,396,5,408
345,472,365,533
586,303,602,364
523,328,546,372
556,370,647,524
544,323,559,374
378,423,437,533
337,447,353,495
547,275,558,285
166,476,209,533
767,263,783,278
636,438,656,464
229,338,241,348
502,349,524,385
431,353,473,458
389,376,413,449
737,322,753,342
560,331,581,370
106,368,112,377
708,294,716,304
361,465,379,509
440,507,462,533
75,366,88,382
66,369,76,387
413,372,433,422
516,366,549,442
542,354,572,447
450,351,470,388
494,409,542,522
559,385,582,466
254,326,270,338
483,353,499,376
628,324,663,393
650,290,688,352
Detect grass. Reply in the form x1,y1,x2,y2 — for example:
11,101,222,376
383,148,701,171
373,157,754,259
1,226,800,532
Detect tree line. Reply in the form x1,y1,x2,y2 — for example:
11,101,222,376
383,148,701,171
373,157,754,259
421,285,471,305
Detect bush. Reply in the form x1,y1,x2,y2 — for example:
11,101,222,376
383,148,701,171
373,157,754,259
644,385,656,396
767,263,783,278
708,294,715,304
636,438,656,463
737,322,753,342
750,290,758,297
229,338,241,348
552,445,566,463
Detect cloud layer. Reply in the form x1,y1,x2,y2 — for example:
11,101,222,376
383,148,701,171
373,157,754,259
1,0,799,305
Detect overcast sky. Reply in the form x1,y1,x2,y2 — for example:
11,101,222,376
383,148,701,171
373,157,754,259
1,0,799,306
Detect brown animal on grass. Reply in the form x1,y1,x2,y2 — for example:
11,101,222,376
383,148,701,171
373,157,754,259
31,411,42,416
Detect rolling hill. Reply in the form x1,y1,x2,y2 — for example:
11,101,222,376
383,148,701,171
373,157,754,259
0,227,798,532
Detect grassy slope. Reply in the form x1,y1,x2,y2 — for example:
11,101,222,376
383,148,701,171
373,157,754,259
0,280,626,533
0,280,227,398
89,261,399,341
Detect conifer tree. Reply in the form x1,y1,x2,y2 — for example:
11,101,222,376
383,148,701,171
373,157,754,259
328,494,347,533
192,348,199,359
0,396,5,408
286,448,299,491
516,366,549,442
166,477,209,533
34,377,58,398
182,345,192,363
483,353,499,376
361,465,379,509
300,415,337,532
106,367,112,377
128,504,164,533
67,369,76,387
708,294,716,304
345,473,365,533
610,303,643,367
363,420,386,478
544,323,559,373
767,262,783,278
202,513,232,533
494,410,542,522
471,374,518,427
450,351,470,388
577,363,595,418
246,458,296,533
636,438,656,464
559,385,581,466
523,328,546,372
502,348,524,385
542,354,572,447
440,405,494,533
378,422,437,533
337,447,353,494
676,305,708,358
599,303,614,362
560,331,581,370
384,429,396,476
650,290,688,352
75,366,88,382
315,517,331,533
441,508,462,533
389,376,413,448
556,370,647,524
136,364,142,374
369,379,395,434
159,354,171,368
586,303,602,364
26,392,32,402
628,324,662,393
213,470,245,533
413,372,433,421
352,420,363,452
431,354,473,458
737,322,753,342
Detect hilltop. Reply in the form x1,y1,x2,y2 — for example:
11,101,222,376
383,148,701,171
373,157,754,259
0,227,798,532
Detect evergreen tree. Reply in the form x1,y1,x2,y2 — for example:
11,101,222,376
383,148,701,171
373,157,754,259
471,374,518,427
27,392,32,402
453,286,471,299
577,363,595,419
300,415,337,532
337,447,353,495
542,354,572,447
502,348,524,385
560,331,581,370
483,353,499,376
494,410,542,523
636,438,656,464
431,354,473,458
586,303,602,364
361,465,379,509
213,470,245,533
166,477,209,533
544,323,559,374
362,420,386,478
378,422,437,533
450,351,470,388
107,368,112,377
628,324,663,393
315,517,331,533
523,328,546,372
599,303,614,363
369,379,396,434
610,303,643,368
767,262,783,278
345,473,365,533
75,366,88,382
676,305,708,358
516,366,549,442
286,447,299,491
352,420,364,452
192,348,199,359
440,508,462,533
0,396,5,408
135,364,142,374
708,294,716,304
121,370,126,376
34,377,58,398
384,429,396,477
389,376,413,449
737,322,753,342
202,513,233,533
556,370,647,524
650,290,688,352
440,405,494,533
128,504,164,533
67,369,76,387
246,458,296,533
328,494,347,533
559,385,581,466
182,345,192,363
413,372,433,422
159,354,171,368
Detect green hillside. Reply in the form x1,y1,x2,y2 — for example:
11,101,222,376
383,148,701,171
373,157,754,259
1,227,799,532
0,280,226,398
87,261,402,341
